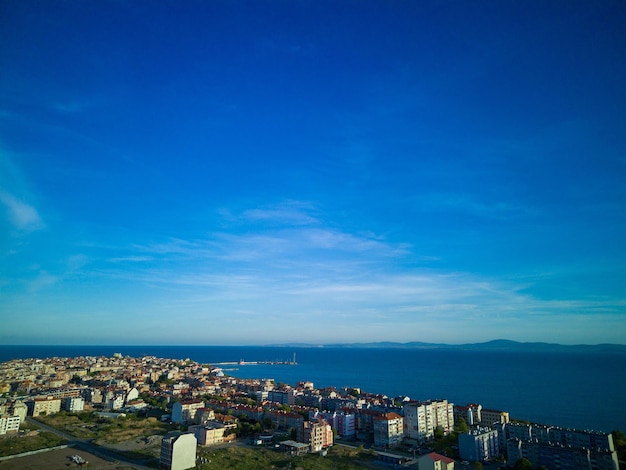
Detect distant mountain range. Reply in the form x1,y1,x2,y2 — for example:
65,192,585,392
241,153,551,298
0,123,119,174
268,339,626,353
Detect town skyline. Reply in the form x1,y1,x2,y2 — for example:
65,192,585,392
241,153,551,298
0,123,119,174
1,1,625,346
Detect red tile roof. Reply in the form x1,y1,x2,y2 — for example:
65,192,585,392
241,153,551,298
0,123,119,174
427,452,455,464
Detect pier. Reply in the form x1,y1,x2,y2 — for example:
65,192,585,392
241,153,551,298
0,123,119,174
212,353,297,367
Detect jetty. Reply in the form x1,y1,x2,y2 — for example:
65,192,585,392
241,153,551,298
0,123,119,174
213,353,297,366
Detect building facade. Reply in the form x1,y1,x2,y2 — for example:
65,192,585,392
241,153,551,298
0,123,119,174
63,397,85,412
159,432,197,470
172,399,204,424
403,399,454,442
298,418,333,453
373,412,404,448
29,397,61,417
0,415,21,435
417,452,455,470
459,427,500,462
498,422,619,470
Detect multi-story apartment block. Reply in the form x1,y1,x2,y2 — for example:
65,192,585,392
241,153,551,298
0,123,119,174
194,407,215,424
63,397,85,412
310,410,355,437
0,415,21,435
298,418,333,453
459,427,500,462
11,401,28,422
373,412,404,448
171,399,204,424
268,389,297,405
498,422,619,470
106,393,125,410
480,408,509,426
269,410,304,430
191,421,235,446
159,431,197,470
454,403,482,425
29,397,61,417
507,438,619,470
403,399,454,442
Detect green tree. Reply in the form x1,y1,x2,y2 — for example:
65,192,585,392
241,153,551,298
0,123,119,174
612,429,626,462
434,425,445,440
69,374,83,385
455,418,469,434
513,458,533,470
473,462,483,470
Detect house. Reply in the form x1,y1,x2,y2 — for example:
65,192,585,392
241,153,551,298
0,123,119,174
417,452,455,470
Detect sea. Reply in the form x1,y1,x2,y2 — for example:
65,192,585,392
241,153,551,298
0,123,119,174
1,345,624,433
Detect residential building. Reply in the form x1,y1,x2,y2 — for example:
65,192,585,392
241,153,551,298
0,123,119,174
417,452,455,470
480,408,509,426
498,422,619,470
454,403,482,426
63,397,85,412
194,407,215,424
310,410,355,437
29,397,61,417
459,427,500,462
373,412,404,448
268,389,297,405
298,418,333,453
105,393,125,410
192,421,235,446
403,399,454,442
172,399,204,424
11,401,28,421
0,415,21,435
269,410,304,430
159,432,197,470
125,387,139,404
355,409,383,440
507,438,619,470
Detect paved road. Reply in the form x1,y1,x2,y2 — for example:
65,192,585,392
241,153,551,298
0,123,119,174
26,417,157,470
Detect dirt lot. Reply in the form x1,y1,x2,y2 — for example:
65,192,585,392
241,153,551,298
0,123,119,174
0,447,139,470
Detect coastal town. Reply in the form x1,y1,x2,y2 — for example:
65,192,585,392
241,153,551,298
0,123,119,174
0,353,621,469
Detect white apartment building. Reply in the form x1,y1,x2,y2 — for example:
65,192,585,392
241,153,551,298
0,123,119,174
172,399,204,424
403,399,454,442
159,432,197,470
63,397,85,412
0,415,21,435
459,427,500,462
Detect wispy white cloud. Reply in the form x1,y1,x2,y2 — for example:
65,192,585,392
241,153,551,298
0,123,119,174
0,191,45,232
108,256,154,263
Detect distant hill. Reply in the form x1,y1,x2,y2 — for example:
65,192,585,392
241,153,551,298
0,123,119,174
268,339,626,353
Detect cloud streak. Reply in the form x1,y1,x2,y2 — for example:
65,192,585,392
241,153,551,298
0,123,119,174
0,191,44,232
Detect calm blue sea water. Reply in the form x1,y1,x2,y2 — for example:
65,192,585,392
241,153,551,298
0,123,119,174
1,345,624,433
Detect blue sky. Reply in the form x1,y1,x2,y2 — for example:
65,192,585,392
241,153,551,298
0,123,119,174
1,1,625,345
